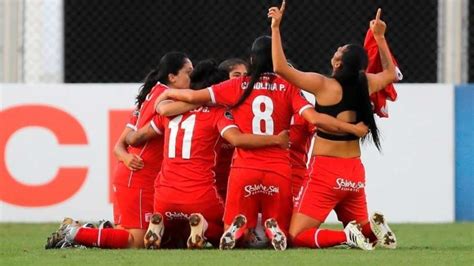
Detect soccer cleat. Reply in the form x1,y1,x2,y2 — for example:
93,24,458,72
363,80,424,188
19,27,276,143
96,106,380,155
45,218,81,249
264,218,287,251
144,213,164,249
344,221,374,251
370,211,397,249
219,214,247,250
82,223,96,229
98,220,114,229
187,213,208,249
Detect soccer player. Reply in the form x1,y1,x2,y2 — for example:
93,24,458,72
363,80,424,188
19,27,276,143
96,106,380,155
289,113,314,200
218,58,249,79
213,58,249,201
153,36,369,250
269,2,398,250
125,60,290,249
45,52,195,249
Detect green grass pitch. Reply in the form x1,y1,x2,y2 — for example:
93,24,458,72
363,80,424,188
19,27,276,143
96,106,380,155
1,223,473,265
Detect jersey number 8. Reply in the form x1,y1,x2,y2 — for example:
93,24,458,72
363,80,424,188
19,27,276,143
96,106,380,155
252,95,274,135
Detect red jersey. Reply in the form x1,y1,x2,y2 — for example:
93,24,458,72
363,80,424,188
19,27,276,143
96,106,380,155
151,106,237,203
208,73,312,174
289,113,315,169
213,138,234,198
113,82,167,189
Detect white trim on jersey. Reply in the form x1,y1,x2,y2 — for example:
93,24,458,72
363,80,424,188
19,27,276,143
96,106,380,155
139,189,143,229
220,125,238,137
207,87,216,104
298,104,313,116
150,121,163,135
126,123,137,131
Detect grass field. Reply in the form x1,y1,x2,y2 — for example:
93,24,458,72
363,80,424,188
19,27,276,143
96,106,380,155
1,223,473,265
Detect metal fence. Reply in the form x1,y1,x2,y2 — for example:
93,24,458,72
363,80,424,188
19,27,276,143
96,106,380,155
63,0,438,83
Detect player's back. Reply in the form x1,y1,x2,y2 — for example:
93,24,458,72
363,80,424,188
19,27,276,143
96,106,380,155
152,106,234,203
209,73,312,174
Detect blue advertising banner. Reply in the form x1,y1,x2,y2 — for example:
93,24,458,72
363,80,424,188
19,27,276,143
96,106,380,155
455,85,474,221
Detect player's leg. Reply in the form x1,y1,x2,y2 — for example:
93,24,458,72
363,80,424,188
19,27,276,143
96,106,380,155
187,194,225,248
334,160,396,249
220,168,261,249
291,167,307,201
55,186,152,249
45,218,132,249
114,185,154,248
261,170,292,250
144,196,171,249
291,156,372,250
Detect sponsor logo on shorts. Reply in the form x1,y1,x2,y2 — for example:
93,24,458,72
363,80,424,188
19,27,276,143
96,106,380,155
144,212,153,223
244,184,279,197
164,211,190,220
333,178,365,192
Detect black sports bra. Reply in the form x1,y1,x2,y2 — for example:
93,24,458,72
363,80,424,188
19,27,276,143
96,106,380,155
314,82,361,141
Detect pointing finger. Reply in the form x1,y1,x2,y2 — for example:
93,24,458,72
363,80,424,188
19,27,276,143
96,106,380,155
375,8,381,22
281,0,286,13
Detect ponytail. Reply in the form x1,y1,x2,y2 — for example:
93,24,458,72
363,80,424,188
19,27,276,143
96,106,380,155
232,67,260,108
334,44,381,150
233,36,273,108
136,69,159,109
357,71,381,150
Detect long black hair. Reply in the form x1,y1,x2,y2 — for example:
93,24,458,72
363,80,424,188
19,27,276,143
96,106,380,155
190,59,229,90
333,44,381,150
136,52,189,109
232,36,274,108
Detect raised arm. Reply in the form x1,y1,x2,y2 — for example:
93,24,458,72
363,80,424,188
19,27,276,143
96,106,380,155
155,99,201,117
113,127,144,171
268,1,326,96
223,128,289,149
125,122,160,147
367,8,399,94
300,108,369,137
155,88,211,105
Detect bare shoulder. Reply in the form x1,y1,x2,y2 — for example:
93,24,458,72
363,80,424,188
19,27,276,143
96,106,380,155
315,77,343,104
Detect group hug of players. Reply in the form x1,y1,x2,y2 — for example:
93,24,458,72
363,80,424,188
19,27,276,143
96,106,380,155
46,3,400,251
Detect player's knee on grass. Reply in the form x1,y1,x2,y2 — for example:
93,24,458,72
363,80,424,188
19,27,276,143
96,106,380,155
128,229,146,248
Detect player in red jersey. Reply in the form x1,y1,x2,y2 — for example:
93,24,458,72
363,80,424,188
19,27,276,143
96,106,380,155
154,37,368,250
45,52,196,249
270,2,398,250
218,58,248,79
213,58,249,201
289,113,315,200
125,60,290,249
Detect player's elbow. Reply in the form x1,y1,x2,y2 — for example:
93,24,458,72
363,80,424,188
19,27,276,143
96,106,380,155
125,133,140,147
306,114,320,126
112,144,121,159
226,136,240,147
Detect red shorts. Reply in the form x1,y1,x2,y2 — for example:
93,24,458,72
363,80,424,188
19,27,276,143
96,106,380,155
113,184,154,229
154,192,224,248
224,167,292,232
291,167,307,199
294,156,368,224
